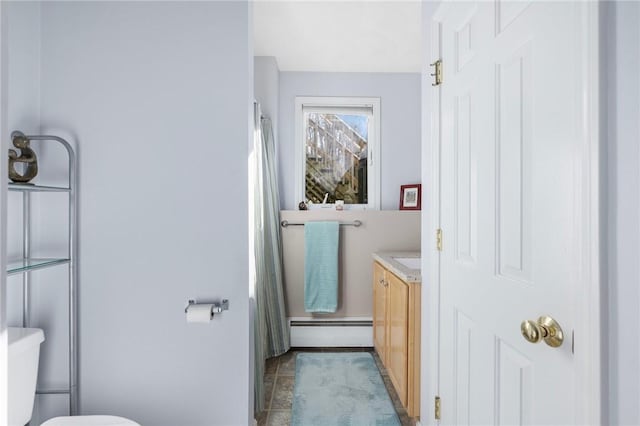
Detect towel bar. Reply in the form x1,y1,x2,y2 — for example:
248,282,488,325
280,220,362,228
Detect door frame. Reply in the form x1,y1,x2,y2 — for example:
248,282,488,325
422,2,602,424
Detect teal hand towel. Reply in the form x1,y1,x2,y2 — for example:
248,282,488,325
304,221,339,313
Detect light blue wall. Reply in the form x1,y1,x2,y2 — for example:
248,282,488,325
5,0,41,323
255,56,280,142
278,71,422,210
3,3,66,423
605,2,640,425
38,2,252,425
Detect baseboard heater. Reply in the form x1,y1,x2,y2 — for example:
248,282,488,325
289,318,373,347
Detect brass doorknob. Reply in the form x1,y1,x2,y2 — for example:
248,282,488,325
520,316,564,347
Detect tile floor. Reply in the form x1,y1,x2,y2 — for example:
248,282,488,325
257,347,417,426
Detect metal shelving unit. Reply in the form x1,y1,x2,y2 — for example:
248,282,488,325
8,131,78,415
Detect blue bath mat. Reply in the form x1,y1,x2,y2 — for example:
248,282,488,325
291,352,401,426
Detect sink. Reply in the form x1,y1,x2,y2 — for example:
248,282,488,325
392,257,421,270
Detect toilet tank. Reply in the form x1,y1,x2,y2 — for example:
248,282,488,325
8,327,45,426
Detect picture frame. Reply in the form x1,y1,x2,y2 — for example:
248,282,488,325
399,184,421,210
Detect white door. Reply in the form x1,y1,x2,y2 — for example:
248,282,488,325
434,2,598,424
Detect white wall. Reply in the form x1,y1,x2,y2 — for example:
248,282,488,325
254,56,279,141
606,2,640,425
37,2,252,425
278,72,421,210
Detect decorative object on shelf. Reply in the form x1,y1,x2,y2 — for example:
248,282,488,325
8,132,38,183
399,184,422,211
298,201,308,210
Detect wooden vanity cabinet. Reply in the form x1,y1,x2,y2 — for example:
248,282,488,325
373,260,421,418
387,271,409,406
373,261,388,363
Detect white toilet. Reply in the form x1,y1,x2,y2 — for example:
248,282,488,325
9,327,140,426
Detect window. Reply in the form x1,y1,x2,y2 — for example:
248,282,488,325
295,97,381,209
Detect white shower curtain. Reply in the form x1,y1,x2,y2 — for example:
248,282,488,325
251,102,290,414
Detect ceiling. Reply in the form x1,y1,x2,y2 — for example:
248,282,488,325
253,1,422,73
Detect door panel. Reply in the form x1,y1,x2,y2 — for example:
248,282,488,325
454,92,477,265
496,0,532,34
496,42,533,283
387,272,409,406
438,2,579,424
452,309,496,425
496,339,533,425
454,5,477,72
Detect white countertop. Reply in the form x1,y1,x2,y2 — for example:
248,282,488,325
372,251,421,283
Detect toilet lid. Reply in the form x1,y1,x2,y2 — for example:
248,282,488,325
41,415,141,426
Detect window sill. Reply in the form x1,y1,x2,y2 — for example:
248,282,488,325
306,203,378,211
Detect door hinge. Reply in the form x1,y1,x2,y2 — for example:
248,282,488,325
436,228,443,251
435,395,441,420
430,59,443,86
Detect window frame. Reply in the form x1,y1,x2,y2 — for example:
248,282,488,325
294,96,381,210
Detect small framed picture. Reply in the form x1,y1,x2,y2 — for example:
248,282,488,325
400,184,422,210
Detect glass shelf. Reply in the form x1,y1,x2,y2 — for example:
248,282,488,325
8,183,70,192
7,258,70,275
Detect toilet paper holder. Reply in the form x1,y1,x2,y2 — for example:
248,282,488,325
185,299,230,315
